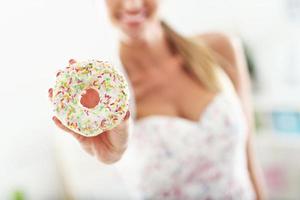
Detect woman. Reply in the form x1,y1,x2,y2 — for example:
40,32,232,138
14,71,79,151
50,0,265,199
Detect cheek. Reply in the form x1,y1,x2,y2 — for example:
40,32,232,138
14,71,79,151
146,0,159,19
105,0,119,21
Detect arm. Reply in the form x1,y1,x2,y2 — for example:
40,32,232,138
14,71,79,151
200,33,267,199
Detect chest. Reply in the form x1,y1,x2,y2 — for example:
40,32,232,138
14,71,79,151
126,61,215,120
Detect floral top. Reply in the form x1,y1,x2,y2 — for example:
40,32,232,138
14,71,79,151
115,61,255,199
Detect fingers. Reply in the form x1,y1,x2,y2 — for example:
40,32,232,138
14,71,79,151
48,88,53,102
50,59,76,100
50,58,76,101
52,116,85,141
52,116,72,133
123,110,131,121
69,59,77,65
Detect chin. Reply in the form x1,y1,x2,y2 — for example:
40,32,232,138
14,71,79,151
119,23,148,41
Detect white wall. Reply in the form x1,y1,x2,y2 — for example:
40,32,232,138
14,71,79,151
0,0,118,199
0,0,299,199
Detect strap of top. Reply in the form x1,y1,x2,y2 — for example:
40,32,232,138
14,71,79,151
215,66,237,98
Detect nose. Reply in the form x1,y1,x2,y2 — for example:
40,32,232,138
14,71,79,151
123,0,143,12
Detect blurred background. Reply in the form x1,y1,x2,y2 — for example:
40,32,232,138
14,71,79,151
0,0,299,199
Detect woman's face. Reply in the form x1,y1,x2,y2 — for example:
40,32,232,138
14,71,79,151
105,0,160,39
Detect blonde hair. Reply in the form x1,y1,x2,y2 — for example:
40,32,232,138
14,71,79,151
161,21,221,92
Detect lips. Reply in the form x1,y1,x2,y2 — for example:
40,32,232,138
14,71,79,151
120,10,147,26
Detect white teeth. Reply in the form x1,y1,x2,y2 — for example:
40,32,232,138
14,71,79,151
121,11,146,24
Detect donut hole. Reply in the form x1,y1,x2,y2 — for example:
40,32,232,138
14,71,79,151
80,88,100,109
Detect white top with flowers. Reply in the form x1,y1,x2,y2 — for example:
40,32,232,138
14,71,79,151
116,68,256,200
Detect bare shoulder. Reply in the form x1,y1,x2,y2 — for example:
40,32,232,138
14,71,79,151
197,32,233,47
194,32,248,90
195,32,243,67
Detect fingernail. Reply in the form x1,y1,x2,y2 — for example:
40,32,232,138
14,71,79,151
69,59,76,64
127,111,130,119
124,111,130,120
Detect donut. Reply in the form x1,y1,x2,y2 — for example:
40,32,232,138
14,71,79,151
52,59,130,137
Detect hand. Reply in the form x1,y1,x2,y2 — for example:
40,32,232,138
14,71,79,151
49,59,130,164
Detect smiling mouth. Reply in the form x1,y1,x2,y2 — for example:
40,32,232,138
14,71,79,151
120,10,147,26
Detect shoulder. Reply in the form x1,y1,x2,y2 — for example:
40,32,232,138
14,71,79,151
195,32,244,68
197,32,233,47
196,32,248,85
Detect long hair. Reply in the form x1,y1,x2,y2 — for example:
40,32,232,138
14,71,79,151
161,21,221,92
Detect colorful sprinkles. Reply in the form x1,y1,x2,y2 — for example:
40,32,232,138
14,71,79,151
52,60,129,137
